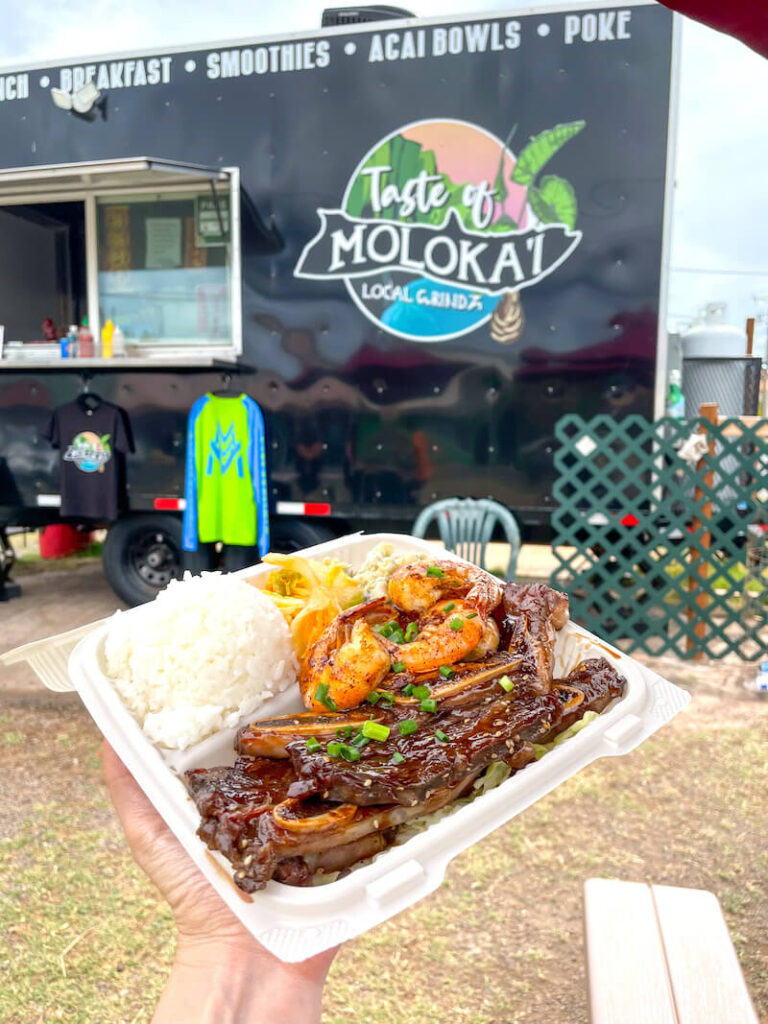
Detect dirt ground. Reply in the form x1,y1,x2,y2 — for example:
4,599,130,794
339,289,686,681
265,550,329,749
1,560,766,1023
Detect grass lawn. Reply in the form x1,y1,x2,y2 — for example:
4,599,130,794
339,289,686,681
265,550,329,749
1,692,766,1024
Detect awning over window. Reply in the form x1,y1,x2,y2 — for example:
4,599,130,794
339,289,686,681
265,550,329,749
0,157,229,201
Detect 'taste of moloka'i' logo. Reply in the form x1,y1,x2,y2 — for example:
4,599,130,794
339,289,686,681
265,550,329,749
294,118,585,343
63,432,112,473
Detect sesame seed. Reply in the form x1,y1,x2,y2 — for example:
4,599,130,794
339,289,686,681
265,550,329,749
243,854,253,866
364,778,373,787
494,731,502,737
373,819,380,829
322,791,329,799
239,838,248,849
236,870,246,878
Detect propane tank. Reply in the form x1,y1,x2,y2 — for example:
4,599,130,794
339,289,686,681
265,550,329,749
681,304,747,358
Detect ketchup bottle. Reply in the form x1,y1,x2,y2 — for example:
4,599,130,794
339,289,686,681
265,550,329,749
78,318,95,358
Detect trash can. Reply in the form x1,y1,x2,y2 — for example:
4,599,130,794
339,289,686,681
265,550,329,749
681,306,759,416
682,356,762,416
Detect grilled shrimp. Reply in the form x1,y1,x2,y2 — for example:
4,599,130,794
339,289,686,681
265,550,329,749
299,598,394,711
463,615,500,662
388,559,502,616
397,599,485,673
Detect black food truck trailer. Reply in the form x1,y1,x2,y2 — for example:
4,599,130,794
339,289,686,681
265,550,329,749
0,1,676,605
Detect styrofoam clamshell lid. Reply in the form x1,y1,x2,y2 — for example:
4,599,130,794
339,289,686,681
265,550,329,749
67,533,690,962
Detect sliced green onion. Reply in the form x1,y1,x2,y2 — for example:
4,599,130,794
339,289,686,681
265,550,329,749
404,621,419,642
351,733,370,749
366,690,382,705
438,665,456,680
362,721,391,741
449,617,464,631
498,675,514,693
340,745,361,762
420,698,437,713
392,660,406,674
435,729,449,743
443,601,455,613
412,684,431,700
314,682,330,703
314,682,337,711
391,629,406,645
326,741,343,757
402,683,415,697
379,691,396,705
392,751,405,764
466,612,478,619
336,725,353,739
398,719,418,736
305,736,322,753
426,565,444,578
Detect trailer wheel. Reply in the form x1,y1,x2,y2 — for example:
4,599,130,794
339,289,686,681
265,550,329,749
269,518,338,554
102,514,195,606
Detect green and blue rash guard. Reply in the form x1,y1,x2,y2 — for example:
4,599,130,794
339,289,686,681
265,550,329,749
182,393,270,555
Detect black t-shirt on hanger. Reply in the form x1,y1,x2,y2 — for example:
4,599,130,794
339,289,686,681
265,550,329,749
44,396,133,521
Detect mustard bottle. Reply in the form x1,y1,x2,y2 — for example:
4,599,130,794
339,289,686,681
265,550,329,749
101,319,115,359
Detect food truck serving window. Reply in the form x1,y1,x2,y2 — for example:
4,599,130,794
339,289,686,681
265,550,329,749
97,188,233,349
0,158,241,363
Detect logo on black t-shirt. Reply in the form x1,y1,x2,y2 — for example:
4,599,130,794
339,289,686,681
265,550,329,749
63,431,112,473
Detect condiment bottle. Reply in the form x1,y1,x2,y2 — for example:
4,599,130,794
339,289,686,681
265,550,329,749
78,318,94,359
67,324,79,359
101,319,114,358
112,325,126,357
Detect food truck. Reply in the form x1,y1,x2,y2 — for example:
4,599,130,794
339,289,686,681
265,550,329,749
0,1,676,604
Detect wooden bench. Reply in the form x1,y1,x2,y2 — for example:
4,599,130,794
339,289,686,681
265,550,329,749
584,879,759,1024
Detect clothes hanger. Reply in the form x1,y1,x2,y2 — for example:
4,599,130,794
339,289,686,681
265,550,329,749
211,372,243,397
76,374,103,412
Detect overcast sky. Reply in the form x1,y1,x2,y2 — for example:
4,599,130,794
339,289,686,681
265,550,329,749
2,0,767,350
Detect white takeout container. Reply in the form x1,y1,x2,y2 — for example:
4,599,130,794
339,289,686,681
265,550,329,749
6,532,690,961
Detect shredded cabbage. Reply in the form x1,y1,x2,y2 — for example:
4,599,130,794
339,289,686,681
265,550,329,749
534,710,600,759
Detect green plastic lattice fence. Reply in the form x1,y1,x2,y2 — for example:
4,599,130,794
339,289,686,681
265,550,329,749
549,414,768,661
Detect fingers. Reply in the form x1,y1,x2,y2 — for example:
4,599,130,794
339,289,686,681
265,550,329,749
100,741,237,930
101,741,163,833
101,740,184,871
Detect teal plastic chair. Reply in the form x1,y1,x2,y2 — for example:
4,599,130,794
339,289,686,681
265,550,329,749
411,498,522,580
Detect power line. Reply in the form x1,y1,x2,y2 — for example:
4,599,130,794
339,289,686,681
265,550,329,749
671,267,768,277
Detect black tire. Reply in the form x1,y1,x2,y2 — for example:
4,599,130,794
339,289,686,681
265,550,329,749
269,518,339,554
103,513,211,606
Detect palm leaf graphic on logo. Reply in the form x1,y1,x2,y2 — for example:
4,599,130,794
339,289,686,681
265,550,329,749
100,434,112,455
490,118,585,346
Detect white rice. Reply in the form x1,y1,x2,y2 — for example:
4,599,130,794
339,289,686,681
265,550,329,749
103,572,298,750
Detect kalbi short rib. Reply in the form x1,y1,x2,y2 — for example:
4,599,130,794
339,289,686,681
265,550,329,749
185,758,296,861
286,692,559,806
185,581,626,892
501,582,569,694
541,658,625,742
